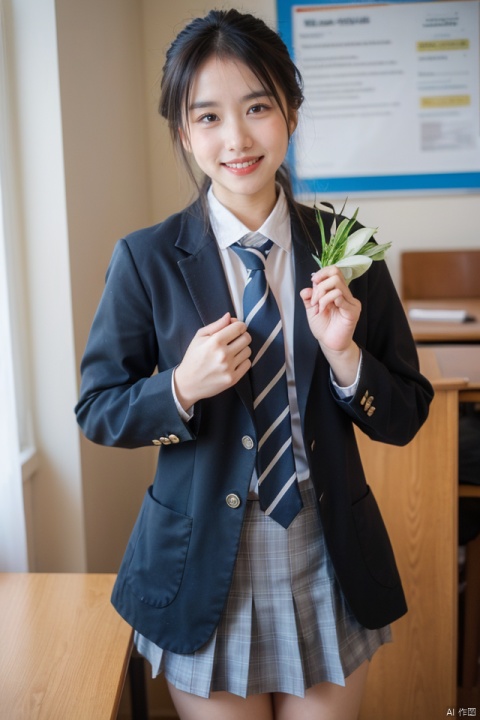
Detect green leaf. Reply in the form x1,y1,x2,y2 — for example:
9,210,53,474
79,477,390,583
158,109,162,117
335,255,373,284
334,209,359,245
343,227,377,258
312,199,390,280
312,253,323,268
338,266,353,282
314,206,327,257
362,241,392,260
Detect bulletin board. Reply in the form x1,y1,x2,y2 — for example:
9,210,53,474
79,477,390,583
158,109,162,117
277,0,480,196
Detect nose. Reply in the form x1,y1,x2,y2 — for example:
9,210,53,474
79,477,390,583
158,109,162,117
224,115,252,152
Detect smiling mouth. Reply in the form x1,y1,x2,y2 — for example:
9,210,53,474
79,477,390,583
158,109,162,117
223,157,262,169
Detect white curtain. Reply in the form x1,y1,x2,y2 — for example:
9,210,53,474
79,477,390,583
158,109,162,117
0,0,29,571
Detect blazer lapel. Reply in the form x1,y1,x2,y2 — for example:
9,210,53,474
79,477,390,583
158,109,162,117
176,203,254,411
291,206,326,428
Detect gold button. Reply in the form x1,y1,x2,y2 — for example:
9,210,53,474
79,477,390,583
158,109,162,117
160,436,172,445
242,436,254,450
152,439,161,446
226,493,241,509
367,406,376,417
364,395,374,411
168,434,180,444
360,390,369,406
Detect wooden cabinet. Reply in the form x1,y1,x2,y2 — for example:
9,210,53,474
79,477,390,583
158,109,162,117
360,346,480,719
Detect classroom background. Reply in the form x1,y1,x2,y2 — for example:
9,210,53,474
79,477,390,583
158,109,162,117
2,1,479,718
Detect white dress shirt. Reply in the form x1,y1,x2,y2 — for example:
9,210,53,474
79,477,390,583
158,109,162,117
173,186,361,489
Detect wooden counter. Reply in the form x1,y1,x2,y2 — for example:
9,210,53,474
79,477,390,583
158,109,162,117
0,573,132,720
359,345,480,719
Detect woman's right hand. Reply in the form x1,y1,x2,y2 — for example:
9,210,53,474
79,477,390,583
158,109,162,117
174,313,251,411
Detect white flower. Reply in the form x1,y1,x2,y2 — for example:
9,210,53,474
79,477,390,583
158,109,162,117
312,201,391,285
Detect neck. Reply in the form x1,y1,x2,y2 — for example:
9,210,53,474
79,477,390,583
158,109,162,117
211,186,278,231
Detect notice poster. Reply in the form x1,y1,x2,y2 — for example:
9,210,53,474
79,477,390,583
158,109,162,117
277,0,480,195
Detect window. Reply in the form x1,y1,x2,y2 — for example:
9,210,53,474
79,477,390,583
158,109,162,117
0,0,30,570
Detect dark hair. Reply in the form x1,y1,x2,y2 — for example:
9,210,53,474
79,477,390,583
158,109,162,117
159,8,304,211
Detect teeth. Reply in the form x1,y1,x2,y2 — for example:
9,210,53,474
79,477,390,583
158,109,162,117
225,158,258,169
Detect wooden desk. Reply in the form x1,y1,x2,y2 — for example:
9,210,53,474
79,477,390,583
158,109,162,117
404,299,480,343
359,345,480,719
0,573,133,720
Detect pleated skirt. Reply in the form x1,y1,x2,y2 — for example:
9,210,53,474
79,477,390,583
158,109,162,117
135,481,391,698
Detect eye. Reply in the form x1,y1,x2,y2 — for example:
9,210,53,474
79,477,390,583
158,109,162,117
248,103,269,115
198,112,219,124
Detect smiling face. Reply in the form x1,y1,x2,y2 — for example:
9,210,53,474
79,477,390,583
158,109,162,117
181,55,297,223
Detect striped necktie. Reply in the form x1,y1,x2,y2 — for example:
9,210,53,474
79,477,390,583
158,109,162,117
232,234,303,528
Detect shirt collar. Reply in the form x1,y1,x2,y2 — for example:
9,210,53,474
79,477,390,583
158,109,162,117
207,185,291,252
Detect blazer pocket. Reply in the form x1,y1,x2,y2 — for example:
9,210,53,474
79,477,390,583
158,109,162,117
126,486,193,608
352,485,401,590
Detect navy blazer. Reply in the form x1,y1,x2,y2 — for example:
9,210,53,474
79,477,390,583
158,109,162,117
75,200,433,654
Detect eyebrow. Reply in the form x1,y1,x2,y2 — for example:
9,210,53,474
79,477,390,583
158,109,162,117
189,90,274,111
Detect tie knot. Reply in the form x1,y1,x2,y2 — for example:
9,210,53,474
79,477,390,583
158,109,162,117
232,236,273,271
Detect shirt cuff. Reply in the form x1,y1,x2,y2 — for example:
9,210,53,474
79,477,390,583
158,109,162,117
171,367,194,422
330,351,363,399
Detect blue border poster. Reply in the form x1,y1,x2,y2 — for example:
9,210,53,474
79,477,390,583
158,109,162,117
277,0,480,196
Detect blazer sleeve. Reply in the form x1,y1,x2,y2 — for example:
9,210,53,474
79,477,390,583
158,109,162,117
333,256,434,446
75,238,196,448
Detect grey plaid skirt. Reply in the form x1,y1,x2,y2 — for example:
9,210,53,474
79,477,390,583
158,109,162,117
134,481,391,698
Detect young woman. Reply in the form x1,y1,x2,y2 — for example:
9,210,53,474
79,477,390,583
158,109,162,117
75,9,433,719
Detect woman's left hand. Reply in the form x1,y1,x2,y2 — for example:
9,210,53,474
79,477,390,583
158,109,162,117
300,265,361,352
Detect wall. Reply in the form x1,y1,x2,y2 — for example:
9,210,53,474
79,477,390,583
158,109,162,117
55,0,157,574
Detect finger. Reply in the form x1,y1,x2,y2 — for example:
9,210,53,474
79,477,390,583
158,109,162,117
300,288,321,317
312,270,353,303
228,330,252,355
300,287,316,309
319,291,361,320
233,345,252,370
311,265,344,284
317,287,349,309
312,269,348,292
311,275,354,307
197,312,232,337
234,357,252,378
217,319,249,345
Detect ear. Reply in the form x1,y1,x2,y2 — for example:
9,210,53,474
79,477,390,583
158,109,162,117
179,127,191,153
288,110,298,138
